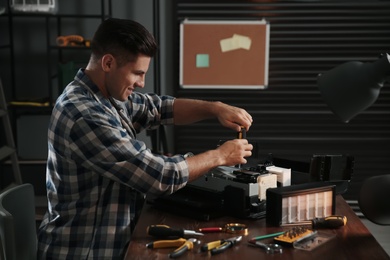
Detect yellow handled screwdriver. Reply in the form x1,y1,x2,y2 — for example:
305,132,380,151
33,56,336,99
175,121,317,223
312,215,347,228
282,215,347,228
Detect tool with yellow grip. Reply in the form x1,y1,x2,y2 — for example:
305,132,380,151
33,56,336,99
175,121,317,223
146,238,196,258
312,215,347,228
201,236,242,255
282,215,347,229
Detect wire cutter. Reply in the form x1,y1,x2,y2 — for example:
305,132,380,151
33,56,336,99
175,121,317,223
201,235,242,255
146,237,197,258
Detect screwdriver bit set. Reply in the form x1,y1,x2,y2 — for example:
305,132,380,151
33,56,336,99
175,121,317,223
274,227,317,246
273,226,335,251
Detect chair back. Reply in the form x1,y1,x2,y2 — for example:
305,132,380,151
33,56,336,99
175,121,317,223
359,175,390,225
0,183,37,260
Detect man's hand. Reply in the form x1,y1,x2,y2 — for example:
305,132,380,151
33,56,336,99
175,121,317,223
173,99,253,132
216,139,253,166
214,102,253,132
186,139,253,181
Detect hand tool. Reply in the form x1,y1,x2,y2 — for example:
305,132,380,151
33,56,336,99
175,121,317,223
199,223,248,235
312,215,347,228
281,215,347,229
237,126,246,139
146,237,197,258
249,231,285,242
236,126,246,168
248,240,283,254
201,235,242,255
147,224,204,238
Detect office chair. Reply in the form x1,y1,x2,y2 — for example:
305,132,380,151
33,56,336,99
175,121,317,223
359,175,390,225
0,183,37,260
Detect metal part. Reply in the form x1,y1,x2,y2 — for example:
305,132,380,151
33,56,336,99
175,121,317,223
248,240,283,254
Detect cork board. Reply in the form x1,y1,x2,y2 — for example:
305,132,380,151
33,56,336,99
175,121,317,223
180,19,270,89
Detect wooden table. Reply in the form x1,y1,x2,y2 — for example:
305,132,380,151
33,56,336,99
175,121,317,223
125,195,389,259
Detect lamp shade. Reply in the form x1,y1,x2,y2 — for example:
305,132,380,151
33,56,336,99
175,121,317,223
317,53,390,123
359,175,390,225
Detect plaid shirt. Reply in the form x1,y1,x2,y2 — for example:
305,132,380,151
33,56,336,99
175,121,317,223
37,69,189,259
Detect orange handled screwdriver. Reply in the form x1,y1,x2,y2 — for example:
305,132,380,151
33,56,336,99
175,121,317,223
236,126,246,139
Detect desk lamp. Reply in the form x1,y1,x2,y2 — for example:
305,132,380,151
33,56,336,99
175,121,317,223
317,53,390,225
317,53,390,123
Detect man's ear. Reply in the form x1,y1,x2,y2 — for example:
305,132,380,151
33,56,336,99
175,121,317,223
101,54,115,72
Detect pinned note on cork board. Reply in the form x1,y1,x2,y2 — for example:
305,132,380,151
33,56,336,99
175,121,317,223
180,19,270,89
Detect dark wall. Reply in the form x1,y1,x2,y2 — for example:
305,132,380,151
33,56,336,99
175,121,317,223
171,0,390,201
2,0,390,201
0,0,156,190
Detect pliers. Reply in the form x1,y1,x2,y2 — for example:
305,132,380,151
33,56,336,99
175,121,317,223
201,235,242,255
146,237,197,258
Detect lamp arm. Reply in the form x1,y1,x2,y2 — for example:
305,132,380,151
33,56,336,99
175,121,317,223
369,53,390,86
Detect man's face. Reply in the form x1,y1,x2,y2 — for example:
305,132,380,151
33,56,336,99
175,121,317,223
105,54,151,101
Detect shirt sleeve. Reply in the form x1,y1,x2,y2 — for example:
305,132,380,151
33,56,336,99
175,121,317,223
67,103,189,195
128,92,175,133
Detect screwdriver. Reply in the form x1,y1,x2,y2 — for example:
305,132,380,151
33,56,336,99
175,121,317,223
281,215,347,228
147,225,204,238
237,126,247,139
312,215,347,228
236,126,247,168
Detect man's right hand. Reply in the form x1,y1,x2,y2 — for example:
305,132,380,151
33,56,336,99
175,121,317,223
185,139,253,182
216,139,253,166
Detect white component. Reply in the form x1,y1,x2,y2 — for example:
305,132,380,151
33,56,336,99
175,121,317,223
257,174,277,201
266,165,291,187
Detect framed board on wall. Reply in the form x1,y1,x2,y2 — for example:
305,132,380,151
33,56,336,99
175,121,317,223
180,19,270,89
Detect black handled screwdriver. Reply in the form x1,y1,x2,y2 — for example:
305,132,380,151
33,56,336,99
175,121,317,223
147,225,204,238
282,215,347,228
312,215,347,228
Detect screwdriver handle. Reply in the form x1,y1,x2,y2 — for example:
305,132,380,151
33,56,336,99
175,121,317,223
237,126,246,139
147,225,184,238
312,215,347,228
146,238,187,249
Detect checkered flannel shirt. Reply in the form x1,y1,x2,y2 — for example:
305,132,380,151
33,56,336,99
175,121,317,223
37,69,189,259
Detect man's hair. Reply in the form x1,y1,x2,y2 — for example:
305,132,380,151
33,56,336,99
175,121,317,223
90,18,158,65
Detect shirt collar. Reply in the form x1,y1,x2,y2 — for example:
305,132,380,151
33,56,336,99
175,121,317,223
75,68,113,108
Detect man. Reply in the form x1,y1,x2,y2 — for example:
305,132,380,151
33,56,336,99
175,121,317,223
37,18,253,259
